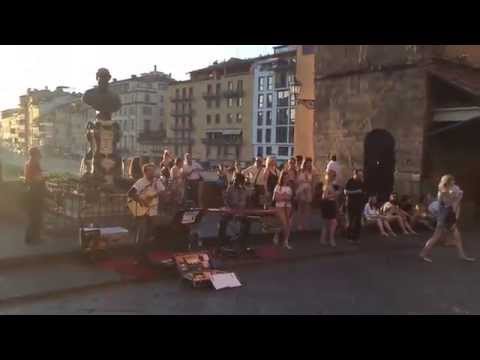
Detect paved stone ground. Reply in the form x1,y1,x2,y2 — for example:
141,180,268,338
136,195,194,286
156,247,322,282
0,228,478,315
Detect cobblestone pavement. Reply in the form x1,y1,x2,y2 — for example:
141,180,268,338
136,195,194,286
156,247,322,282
1,229,479,315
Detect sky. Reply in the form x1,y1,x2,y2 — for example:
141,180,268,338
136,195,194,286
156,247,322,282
0,45,274,111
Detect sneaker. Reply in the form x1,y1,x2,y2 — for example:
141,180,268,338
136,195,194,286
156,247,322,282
283,243,293,250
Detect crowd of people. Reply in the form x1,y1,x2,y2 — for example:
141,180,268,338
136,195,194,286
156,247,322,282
22,146,475,265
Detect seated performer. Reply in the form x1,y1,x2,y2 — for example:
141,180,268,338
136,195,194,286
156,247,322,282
127,163,165,265
217,172,251,253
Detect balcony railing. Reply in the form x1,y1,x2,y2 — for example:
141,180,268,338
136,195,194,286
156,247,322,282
223,89,244,98
202,92,222,100
171,109,195,117
137,130,166,143
165,137,194,145
170,95,194,103
202,137,243,145
170,124,195,131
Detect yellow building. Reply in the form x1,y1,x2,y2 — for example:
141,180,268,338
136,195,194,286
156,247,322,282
165,58,254,167
1,109,19,149
293,45,316,160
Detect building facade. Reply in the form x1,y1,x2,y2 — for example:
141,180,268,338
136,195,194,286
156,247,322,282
53,100,96,158
0,109,19,150
163,58,254,166
110,67,173,158
19,87,80,152
251,46,297,163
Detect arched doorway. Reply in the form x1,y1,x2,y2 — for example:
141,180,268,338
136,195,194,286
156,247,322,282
364,129,395,202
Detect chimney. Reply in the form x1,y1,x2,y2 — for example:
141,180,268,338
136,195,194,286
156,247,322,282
131,75,137,79
154,65,157,72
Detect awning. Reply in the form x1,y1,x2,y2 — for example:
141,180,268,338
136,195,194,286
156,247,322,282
428,61,480,97
433,107,480,122
427,116,480,137
222,129,242,135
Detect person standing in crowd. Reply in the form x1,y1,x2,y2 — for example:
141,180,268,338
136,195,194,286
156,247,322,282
263,156,279,209
344,169,366,244
24,147,47,245
242,156,265,208
296,157,314,231
420,175,475,263
216,164,228,190
326,154,342,185
170,157,185,206
381,193,417,235
295,155,304,172
158,151,172,180
273,171,294,250
127,163,166,265
183,153,203,206
363,196,397,237
285,157,298,190
320,171,341,247
218,173,251,253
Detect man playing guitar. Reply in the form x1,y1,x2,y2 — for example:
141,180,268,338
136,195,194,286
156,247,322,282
127,163,165,265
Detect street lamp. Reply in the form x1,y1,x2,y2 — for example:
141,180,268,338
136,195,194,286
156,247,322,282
289,77,316,110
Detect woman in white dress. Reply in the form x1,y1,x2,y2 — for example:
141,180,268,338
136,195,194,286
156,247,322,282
295,158,314,231
273,171,294,250
419,175,475,263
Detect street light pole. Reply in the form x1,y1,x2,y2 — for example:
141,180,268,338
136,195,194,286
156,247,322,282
289,77,316,110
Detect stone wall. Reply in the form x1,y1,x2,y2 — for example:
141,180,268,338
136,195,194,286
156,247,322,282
315,45,432,77
314,66,427,196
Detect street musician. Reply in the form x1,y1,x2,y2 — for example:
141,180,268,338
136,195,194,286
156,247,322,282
217,172,251,253
127,163,165,264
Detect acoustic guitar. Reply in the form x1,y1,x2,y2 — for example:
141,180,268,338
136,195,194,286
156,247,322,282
127,188,159,217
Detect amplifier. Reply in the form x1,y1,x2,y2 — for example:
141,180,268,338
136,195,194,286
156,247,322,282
79,226,130,254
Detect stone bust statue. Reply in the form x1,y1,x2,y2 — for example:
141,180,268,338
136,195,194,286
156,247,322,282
82,68,121,116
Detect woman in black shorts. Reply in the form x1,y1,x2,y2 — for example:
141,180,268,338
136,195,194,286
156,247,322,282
321,170,340,247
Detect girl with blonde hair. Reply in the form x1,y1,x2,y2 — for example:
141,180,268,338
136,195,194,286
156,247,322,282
272,171,294,249
419,175,475,263
320,170,340,247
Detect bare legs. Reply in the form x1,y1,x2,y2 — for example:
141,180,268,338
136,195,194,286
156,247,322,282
386,215,413,235
366,218,396,237
321,219,337,247
452,227,475,261
274,207,293,249
297,201,311,231
420,226,475,263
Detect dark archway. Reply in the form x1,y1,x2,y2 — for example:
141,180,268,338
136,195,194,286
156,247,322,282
364,129,395,202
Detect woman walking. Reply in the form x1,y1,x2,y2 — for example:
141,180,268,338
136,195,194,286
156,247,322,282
273,171,294,249
263,156,279,209
320,171,340,247
419,175,475,263
296,157,314,231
